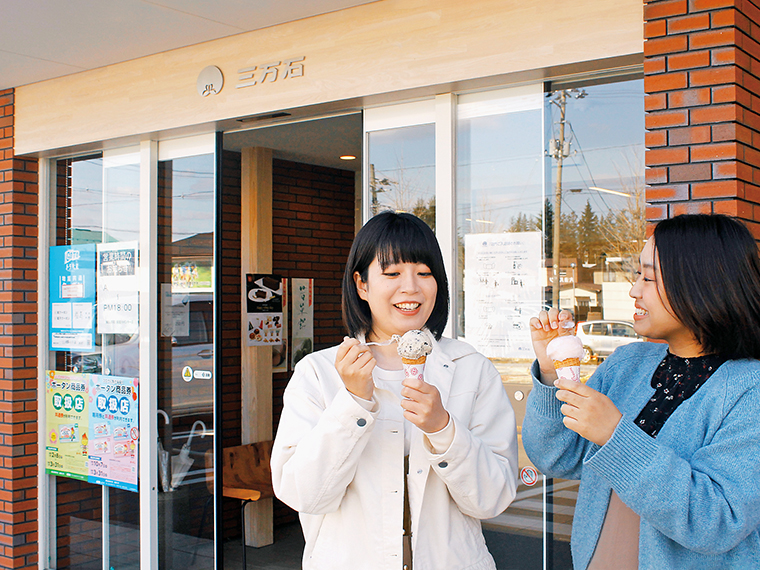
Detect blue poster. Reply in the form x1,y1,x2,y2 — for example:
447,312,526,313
49,244,97,351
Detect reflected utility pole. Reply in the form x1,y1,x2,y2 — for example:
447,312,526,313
548,88,585,307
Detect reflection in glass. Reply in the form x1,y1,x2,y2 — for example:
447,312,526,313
456,88,555,569
455,80,644,569
456,88,544,352
545,80,645,322
367,124,436,229
157,154,216,569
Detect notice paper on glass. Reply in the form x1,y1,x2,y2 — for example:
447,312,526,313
464,232,542,358
97,242,139,335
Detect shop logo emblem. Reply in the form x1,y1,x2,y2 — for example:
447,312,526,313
197,65,224,97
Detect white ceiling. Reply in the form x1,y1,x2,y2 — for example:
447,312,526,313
0,0,377,90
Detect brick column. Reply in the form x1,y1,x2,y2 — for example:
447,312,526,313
0,88,39,569
644,0,760,237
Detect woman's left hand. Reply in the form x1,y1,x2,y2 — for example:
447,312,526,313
401,377,450,433
554,378,622,446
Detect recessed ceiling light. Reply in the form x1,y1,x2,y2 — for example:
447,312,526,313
340,155,356,160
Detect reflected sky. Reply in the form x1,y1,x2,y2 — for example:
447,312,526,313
546,79,645,218
368,124,435,215
68,154,215,244
163,154,215,242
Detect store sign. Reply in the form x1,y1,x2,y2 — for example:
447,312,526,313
97,241,139,334
236,56,305,89
197,65,224,97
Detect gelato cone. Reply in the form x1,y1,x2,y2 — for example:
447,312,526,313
396,330,433,381
546,334,584,383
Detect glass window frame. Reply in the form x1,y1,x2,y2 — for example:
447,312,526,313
37,133,217,570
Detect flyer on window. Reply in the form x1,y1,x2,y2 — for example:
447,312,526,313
96,241,139,335
49,245,97,351
45,370,139,492
464,232,542,358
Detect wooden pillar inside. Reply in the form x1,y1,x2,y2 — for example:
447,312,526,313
240,147,274,547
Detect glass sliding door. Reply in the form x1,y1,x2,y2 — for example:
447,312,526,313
51,149,142,569
456,85,560,569
156,138,217,569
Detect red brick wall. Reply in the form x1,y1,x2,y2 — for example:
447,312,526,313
644,0,760,236
271,158,357,422
0,88,40,569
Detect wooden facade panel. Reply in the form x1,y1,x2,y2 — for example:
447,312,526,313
14,0,643,156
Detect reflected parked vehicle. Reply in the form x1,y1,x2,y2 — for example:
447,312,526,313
71,293,214,416
575,320,643,363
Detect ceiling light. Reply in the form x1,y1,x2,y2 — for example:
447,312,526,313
340,155,356,160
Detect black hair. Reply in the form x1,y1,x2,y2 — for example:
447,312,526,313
653,214,760,360
342,211,449,340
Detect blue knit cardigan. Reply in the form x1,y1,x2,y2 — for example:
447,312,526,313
523,342,760,569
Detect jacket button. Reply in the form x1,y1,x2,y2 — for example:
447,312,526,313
357,418,367,427
438,461,448,468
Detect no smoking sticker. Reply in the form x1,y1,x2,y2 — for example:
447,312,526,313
520,466,538,487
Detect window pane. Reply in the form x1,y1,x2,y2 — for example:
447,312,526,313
456,79,645,569
157,153,216,569
456,86,555,568
54,152,142,569
367,124,435,229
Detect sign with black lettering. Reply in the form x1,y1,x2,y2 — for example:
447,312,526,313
97,242,139,334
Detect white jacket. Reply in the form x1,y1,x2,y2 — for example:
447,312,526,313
271,336,518,570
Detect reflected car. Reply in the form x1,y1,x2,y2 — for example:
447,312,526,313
575,320,643,363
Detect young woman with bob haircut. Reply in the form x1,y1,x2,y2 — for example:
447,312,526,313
272,211,519,570
523,213,760,569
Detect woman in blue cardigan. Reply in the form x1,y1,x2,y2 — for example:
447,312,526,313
523,214,760,569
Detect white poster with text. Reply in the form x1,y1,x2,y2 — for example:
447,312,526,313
464,232,542,358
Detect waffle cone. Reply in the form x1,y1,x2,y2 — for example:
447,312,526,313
553,357,580,369
401,356,427,365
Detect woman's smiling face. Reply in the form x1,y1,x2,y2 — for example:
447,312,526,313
354,257,438,342
629,238,702,356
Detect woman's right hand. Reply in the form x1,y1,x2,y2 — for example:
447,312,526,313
335,337,376,400
529,308,575,382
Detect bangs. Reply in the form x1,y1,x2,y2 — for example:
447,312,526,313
372,214,439,270
375,237,437,271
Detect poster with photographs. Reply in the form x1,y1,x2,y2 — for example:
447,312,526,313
246,274,284,347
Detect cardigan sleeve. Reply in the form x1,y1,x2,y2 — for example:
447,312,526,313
522,358,612,480
271,354,378,515
585,370,760,555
